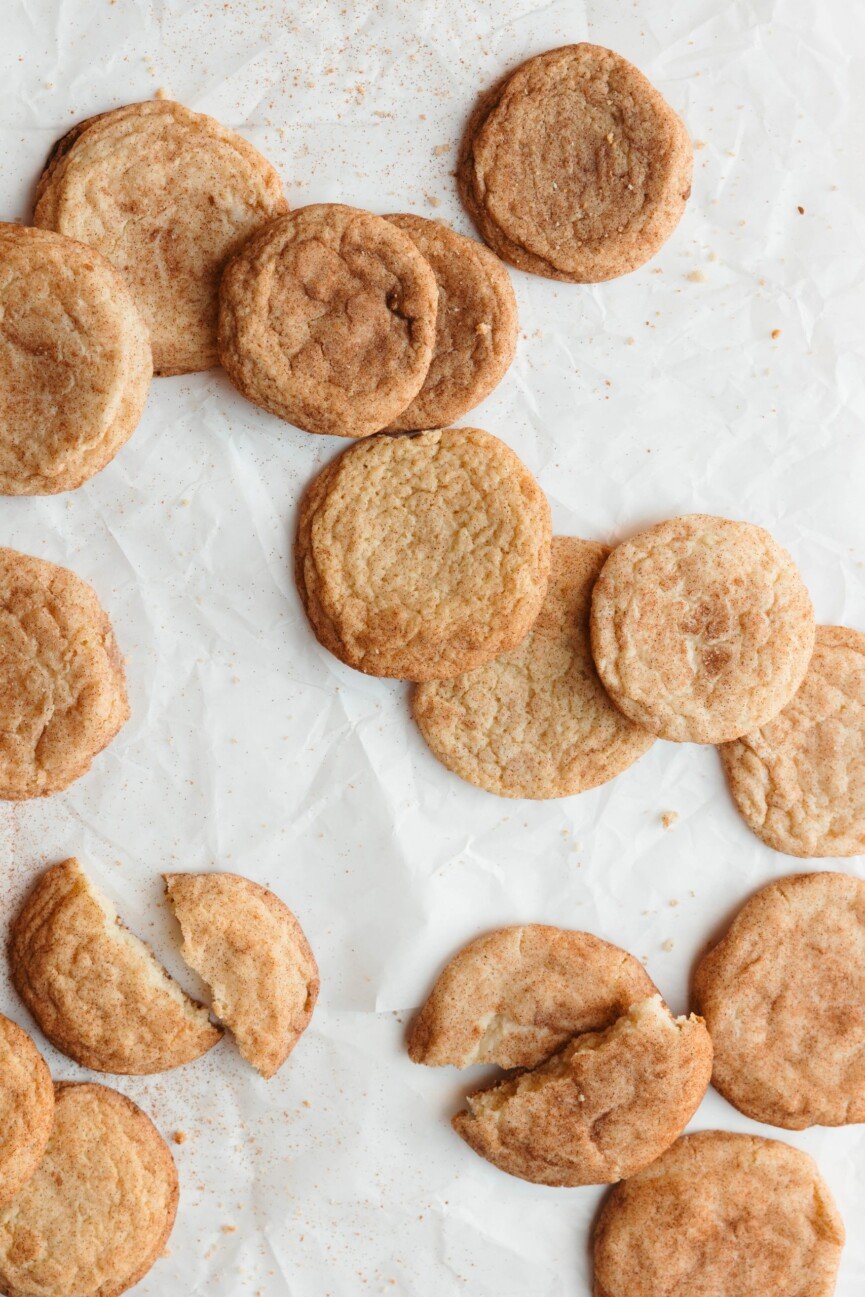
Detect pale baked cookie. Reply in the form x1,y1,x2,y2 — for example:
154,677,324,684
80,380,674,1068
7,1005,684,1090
10,859,221,1075
590,515,815,744
0,549,129,799
384,214,517,431
409,924,656,1069
413,537,654,797
164,872,319,1079
453,997,712,1186
458,45,692,283
0,1082,178,1297
720,626,865,857
219,204,438,437
0,1016,53,1210
592,1131,845,1297
295,427,551,680
693,871,865,1129
34,99,287,375
0,225,151,495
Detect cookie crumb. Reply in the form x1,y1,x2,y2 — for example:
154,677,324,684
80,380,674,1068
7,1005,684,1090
433,143,450,156
771,328,782,340
797,205,805,214
173,1131,187,1145
661,811,678,830
221,1224,236,1234
686,269,706,283
662,939,675,952
424,194,441,208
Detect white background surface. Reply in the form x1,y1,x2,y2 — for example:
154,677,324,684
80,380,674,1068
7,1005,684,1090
2,1,865,1293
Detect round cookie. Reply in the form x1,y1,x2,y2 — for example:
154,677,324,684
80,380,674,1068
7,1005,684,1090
0,1016,53,1210
413,537,654,797
0,1082,178,1297
409,924,656,1070
453,997,712,1186
592,1131,845,1297
590,515,815,744
164,872,319,1079
720,626,865,857
219,204,438,437
458,44,692,283
0,225,151,495
693,871,865,1129
295,427,551,680
384,214,517,431
0,549,129,799
34,99,288,375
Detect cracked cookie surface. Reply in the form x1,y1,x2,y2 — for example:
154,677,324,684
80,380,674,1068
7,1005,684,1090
0,1016,53,1210
590,514,815,744
592,1131,845,1297
693,870,865,1129
34,100,287,375
0,549,129,799
0,225,152,495
219,204,438,437
414,537,654,797
458,44,692,282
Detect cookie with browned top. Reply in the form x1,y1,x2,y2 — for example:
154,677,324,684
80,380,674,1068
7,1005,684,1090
458,45,692,283
219,204,438,437
590,515,815,744
0,1016,53,1210
34,99,287,375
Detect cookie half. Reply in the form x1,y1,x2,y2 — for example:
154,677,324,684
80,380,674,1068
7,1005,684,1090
590,515,815,744
295,427,551,680
593,1131,844,1297
34,99,287,375
413,537,654,797
693,870,865,1129
219,204,438,436
384,214,517,431
0,1082,178,1297
164,872,319,1079
458,44,692,282
0,548,129,799
720,625,865,857
10,859,221,1075
0,225,151,495
0,1016,53,1210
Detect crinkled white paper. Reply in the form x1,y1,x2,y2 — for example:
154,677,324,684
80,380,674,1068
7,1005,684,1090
2,1,865,1293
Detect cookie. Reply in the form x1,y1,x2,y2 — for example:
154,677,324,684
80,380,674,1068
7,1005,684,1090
384,214,517,431
10,859,221,1075
0,1082,178,1297
219,204,438,437
295,427,551,680
409,924,656,1069
0,225,151,495
34,99,287,375
458,45,692,283
413,537,655,797
720,626,865,857
0,548,129,799
590,515,815,744
164,872,319,1079
693,871,865,1129
0,1016,53,1211
592,1131,845,1297
453,996,712,1186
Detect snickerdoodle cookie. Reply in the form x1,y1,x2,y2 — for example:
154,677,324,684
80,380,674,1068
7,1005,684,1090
164,872,319,1079
413,537,654,797
295,427,551,680
693,871,865,1129
0,1016,53,1210
453,996,711,1186
219,204,438,436
34,99,287,375
590,515,815,744
0,1082,178,1297
458,45,692,283
384,214,517,431
10,859,221,1075
593,1131,845,1297
721,626,865,857
0,549,129,799
0,225,151,495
